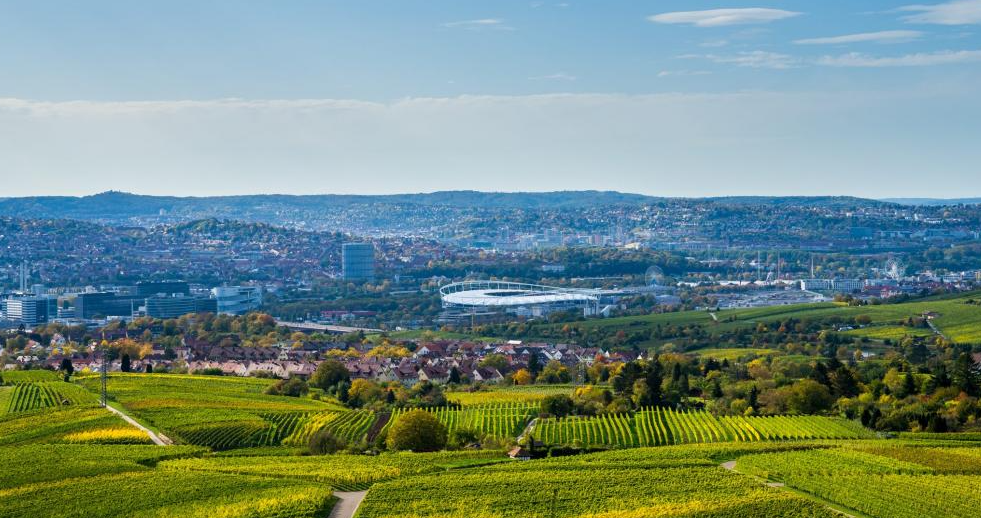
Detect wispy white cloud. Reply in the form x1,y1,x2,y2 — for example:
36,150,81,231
794,30,923,45
817,49,981,66
900,0,981,25
648,8,801,27
700,39,730,48
680,51,800,69
442,19,515,31
657,70,713,77
529,72,577,81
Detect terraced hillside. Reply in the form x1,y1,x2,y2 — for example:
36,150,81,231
77,373,371,450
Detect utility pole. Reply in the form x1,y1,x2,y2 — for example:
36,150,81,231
100,336,108,408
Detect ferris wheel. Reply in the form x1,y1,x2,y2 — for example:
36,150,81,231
645,265,666,287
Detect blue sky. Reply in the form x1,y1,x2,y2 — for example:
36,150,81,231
1,1,980,197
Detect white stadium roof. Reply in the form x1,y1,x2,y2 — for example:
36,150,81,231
439,281,599,308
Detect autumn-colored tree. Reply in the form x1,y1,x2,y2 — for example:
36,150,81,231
512,368,533,385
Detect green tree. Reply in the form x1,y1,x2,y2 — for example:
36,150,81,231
480,354,508,371
308,430,346,455
539,360,571,384
952,353,979,396
59,358,74,382
448,427,480,449
527,353,542,377
644,358,663,406
120,354,131,373
310,360,350,391
831,366,860,398
786,379,833,414
266,377,309,397
386,409,447,452
540,394,574,417
901,371,918,398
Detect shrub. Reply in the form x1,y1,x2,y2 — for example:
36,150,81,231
266,377,309,398
540,394,574,418
308,429,347,455
386,409,447,452
448,427,481,449
310,360,350,391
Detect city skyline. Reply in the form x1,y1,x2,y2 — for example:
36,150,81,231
2,0,981,197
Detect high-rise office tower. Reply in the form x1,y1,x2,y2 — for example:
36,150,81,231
342,243,375,281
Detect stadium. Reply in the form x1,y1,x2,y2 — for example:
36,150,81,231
438,281,615,323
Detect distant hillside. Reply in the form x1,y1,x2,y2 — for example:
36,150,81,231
0,191,895,231
707,196,892,209
0,190,655,218
881,198,981,206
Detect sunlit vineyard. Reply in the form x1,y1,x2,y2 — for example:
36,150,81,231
736,447,932,479
0,444,205,489
77,373,346,449
785,473,981,518
5,381,99,413
0,406,123,446
357,442,840,518
446,386,576,405
62,426,153,444
731,440,981,518
283,409,376,446
162,450,505,491
0,370,62,383
384,402,538,440
535,408,872,447
0,470,336,518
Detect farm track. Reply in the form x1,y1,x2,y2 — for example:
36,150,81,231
105,405,172,446
720,460,858,518
517,417,538,444
328,490,368,518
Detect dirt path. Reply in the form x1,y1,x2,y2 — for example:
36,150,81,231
105,404,172,446
328,491,368,518
720,461,853,517
927,319,949,341
517,418,538,444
